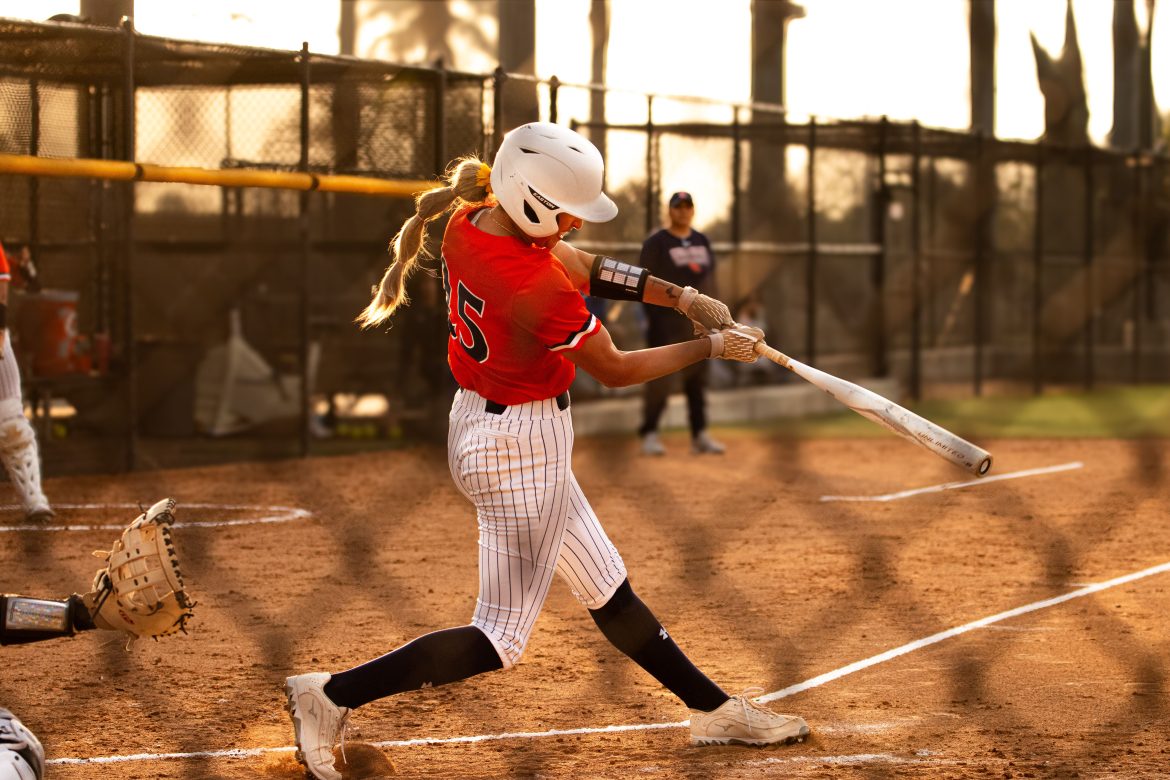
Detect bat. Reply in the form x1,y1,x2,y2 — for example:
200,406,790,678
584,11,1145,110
754,342,992,477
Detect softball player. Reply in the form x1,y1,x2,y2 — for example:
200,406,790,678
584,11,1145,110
285,123,808,780
0,242,51,523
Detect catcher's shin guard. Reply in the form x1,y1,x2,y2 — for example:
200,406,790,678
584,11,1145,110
0,594,92,645
0,400,49,516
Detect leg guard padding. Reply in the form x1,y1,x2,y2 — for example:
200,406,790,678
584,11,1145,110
0,413,48,513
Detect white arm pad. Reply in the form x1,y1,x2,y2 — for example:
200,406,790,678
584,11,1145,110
707,332,723,358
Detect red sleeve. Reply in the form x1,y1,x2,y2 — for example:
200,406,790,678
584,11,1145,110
513,262,600,352
0,244,10,278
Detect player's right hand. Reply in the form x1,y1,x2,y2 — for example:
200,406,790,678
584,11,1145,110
708,323,764,362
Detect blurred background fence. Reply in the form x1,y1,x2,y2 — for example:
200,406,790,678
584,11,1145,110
0,17,1167,475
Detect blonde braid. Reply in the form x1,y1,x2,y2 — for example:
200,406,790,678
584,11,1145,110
357,156,493,328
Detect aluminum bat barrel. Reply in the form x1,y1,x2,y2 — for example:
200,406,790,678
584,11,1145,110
754,342,992,477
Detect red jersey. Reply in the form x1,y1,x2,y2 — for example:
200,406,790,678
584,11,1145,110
0,243,11,281
441,205,599,404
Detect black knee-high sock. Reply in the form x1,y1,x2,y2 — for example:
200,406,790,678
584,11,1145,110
589,579,729,712
323,625,503,710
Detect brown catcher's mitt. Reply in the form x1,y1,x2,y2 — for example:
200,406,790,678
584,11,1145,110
82,498,194,640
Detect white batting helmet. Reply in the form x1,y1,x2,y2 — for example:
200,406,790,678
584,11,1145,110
490,122,618,236
0,709,43,780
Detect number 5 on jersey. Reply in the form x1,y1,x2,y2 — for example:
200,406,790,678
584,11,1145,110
442,259,490,363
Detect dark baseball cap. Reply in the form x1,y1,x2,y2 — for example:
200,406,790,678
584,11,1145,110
668,191,694,208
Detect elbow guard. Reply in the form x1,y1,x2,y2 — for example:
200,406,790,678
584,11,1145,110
589,255,649,301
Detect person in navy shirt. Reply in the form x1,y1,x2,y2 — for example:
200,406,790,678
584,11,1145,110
637,192,725,455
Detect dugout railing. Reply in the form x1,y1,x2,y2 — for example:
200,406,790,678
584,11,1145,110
0,17,1167,475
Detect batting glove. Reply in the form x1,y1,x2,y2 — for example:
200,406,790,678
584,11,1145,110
676,286,733,332
708,323,764,362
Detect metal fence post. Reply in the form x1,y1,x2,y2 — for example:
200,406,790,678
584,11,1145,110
1032,142,1045,395
122,16,138,470
1131,152,1143,383
433,58,447,175
909,120,921,400
28,80,39,253
645,94,655,236
731,107,741,296
299,42,312,458
492,67,505,153
1083,145,1094,390
871,116,889,378
973,130,985,397
87,83,106,338
805,116,817,364
926,156,937,341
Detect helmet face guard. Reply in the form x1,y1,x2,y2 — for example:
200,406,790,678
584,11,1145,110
490,123,618,237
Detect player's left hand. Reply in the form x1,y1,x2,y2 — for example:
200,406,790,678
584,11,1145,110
82,498,194,641
676,286,733,332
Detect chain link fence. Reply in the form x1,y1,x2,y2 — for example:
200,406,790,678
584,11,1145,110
0,19,487,473
0,17,1167,475
565,111,1170,398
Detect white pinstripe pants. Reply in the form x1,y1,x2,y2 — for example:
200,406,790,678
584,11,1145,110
448,388,627,668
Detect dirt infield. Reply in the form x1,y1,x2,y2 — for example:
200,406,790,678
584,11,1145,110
2,432,1168,779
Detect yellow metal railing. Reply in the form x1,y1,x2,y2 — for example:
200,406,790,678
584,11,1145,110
0,153,440,198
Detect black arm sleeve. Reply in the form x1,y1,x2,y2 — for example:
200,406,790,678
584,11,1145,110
588,255,650,301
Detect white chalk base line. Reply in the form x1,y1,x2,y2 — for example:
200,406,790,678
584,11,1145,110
46,556,1170,767
819,461,1084,503
0,502,311,532
758,558,1169,702
740,752,952,769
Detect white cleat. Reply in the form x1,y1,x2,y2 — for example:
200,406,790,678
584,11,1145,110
690,689,809,746
284,672,351,780
691,431,726,455
641,432,666,456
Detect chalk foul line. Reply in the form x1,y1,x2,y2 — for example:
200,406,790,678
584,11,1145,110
758,558,1170,702
46,556,1170,766
0,502,311,532
819,461,1084,503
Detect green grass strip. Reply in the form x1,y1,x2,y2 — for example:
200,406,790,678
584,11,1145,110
744,385,1170,439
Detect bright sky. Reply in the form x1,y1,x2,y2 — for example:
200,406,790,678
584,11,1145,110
3,0,1165,146
3,0,1167,149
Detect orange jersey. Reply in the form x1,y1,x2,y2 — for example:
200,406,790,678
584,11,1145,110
441,205,599,404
